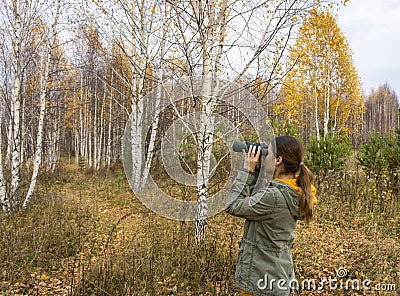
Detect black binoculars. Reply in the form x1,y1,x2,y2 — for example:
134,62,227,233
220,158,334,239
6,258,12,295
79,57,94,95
232,141,268,156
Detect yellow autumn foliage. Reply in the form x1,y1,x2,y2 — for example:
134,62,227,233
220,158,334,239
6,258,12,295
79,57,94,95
275,8,364,142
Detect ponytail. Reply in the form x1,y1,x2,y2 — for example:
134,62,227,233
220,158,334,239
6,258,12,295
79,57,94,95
274,135,316,224
296,163,314,224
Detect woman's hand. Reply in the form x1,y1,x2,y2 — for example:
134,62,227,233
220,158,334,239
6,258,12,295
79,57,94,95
243,145,261,173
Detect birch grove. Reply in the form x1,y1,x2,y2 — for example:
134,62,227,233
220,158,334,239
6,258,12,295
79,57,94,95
365,83,400,136
1,0,35,211
0,0,317,214
276,8,364,143
114,0,164,192
166,0,324,240
0,0,383,229
0,0,66,211
23,0,62,209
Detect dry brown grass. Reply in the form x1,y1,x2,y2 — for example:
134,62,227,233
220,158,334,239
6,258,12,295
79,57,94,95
0,165,398,295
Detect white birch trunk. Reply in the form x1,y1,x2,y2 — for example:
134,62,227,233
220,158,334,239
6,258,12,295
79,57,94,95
129,5,147,192
333,91,340,133
98,83,106,169
195,0,228,241
130,69,144,192
10,78,21,207
0,98,9,212
141,71,162,184
79,75,85,165
23,58,48,208
20,90,26,167
51,117,61,172
112,116,119,165
88,118,92,168
10,0,23,209
84,86,91,168
46,116,59,172
195,76,217,240
73,89,79,165
4,120,11,167
23,0,60,208
141,6,166,184
130,99,144,192
315,93,320,142
93,88,98,169
323,87,330,138
106,72,113,167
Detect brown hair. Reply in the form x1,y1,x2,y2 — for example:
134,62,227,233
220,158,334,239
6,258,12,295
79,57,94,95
273,136,315,223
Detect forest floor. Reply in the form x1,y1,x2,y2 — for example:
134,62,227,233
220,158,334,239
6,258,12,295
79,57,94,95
0,165,399,295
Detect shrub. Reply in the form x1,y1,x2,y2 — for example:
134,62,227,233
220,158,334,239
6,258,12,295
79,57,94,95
306,132,352,176
358,129,400,199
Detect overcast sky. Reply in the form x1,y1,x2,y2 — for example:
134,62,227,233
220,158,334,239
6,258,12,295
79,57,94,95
337,0,400,98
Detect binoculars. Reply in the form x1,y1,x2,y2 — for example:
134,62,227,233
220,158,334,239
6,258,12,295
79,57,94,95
232,141,268,156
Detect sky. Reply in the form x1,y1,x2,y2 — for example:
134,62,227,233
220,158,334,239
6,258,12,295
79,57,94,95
337,0,400,98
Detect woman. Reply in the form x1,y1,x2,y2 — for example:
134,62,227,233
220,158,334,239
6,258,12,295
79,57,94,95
226,136,317,296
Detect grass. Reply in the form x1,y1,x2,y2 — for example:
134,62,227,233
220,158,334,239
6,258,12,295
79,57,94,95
0,163,399,295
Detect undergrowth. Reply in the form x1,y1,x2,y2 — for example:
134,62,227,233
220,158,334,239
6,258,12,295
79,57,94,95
0,164,398,295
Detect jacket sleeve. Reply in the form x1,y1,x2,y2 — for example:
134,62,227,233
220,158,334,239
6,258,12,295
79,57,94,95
225,168,275,221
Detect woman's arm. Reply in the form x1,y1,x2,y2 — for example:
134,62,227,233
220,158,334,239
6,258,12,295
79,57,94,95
225,168,275,221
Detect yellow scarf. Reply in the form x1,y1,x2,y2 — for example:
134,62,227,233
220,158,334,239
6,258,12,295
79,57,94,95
275,178,318,205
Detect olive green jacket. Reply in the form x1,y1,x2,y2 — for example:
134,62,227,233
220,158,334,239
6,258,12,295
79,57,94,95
226,168,301,295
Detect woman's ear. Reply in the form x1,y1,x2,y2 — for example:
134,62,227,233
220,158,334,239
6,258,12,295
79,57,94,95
275,155,283,166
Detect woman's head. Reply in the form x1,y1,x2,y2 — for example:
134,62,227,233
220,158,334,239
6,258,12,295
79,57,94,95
273,136,304,174
271,135,315,223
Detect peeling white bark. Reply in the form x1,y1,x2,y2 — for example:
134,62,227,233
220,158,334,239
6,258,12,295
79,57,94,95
0,97,9,212
23,0,61,209
10,0,23,209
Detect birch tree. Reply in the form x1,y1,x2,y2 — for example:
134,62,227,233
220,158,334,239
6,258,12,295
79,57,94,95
9,0,24,210
83,0,168,186
0,93,8,211
277,7,363,142
0,19,7,210
0,0,33,211
120,1,166,193
79,0,344,241
23,0,62,209
0,0,66,212
166,0,331,240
